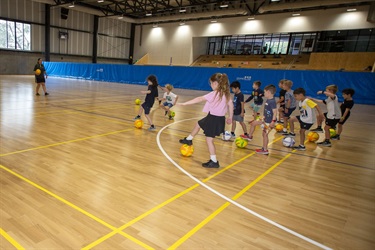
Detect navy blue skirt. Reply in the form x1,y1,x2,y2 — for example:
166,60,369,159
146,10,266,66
198,113,225,138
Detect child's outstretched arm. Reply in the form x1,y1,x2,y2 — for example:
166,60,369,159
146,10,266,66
309,96,323,103
245,95,253,103
141,90,151,94
176,96,206,106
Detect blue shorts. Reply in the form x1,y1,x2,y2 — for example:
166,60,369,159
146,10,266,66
163,102,173,108
283,107,296,118
250,103,262,112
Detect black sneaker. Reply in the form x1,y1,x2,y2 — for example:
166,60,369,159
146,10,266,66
202,160,220,168
165,111,168,116
45,93,49,96
179,137,193,145
133,115,141,120
331,135,340,140
282,132,295,137
293,145,306,151
169,116,173,120
310,127,323,132
317,140,331,147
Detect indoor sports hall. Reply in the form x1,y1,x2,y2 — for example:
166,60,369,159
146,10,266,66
1,75,375,249
1,0,375,249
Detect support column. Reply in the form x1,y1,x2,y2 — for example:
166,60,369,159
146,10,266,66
92,15,99,63
45,4,50,61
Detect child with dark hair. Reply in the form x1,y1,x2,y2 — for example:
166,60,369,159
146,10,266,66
310,84,342,147
245,80,264,121
281,80,296,135
178,73,233,168
277,79,287,123
245,84,277,155
287,88,323,150
134,75,159,131
230,81,249,139
331,88,355,140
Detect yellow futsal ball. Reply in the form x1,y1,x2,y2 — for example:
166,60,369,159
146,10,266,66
135,98,141,105
329,128,336,137
180,144,194,157
35,69,41,76
235,137,248,148
307,131,319,142
134,119,143,129
170,111,175,117
275,124,283,132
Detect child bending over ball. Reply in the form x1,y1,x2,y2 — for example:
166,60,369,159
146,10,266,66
287,88,323,151
178,73,233,168
159,84,179,120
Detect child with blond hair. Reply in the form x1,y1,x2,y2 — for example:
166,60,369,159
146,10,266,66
159,84,179,120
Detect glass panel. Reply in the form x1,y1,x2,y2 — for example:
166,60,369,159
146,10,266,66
24,23,30,50
0,20,6,48
7,21,15,49
16,22,24,49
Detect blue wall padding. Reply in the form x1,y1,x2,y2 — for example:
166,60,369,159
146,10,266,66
44,62,375,105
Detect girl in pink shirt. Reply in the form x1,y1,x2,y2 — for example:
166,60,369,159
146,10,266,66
178,73,233,168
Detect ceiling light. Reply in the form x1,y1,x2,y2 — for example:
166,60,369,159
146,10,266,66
118,15,123,19
179,7,186,13
292,13,300,16
97,0,104,3
220,2,228,8
271,0,281,2
152,23,158,28
68,1,75,8
347,8,357,12
247,16,255,20
145,11,152,16
179,21,185,26
211,20,217,23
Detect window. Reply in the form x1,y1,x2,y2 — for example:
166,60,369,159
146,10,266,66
0,19,31,50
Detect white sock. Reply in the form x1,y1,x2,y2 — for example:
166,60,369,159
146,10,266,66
283,128,287,132
210,155,217,162
186,135,194,140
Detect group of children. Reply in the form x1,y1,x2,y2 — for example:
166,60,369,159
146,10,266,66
233,79,355,153
135,74,355,168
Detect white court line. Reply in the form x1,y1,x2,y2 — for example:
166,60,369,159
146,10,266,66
156,118,332,250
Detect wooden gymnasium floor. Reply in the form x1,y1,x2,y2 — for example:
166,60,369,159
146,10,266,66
1,75,374,250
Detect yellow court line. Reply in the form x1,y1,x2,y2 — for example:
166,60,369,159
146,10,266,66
168,148,295,249
81,150,257,249
81,134,281,249
0,128,133,157
0,165,154,250
0,227,25,250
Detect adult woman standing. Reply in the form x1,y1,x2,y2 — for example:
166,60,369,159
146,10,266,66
34,58,49,96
